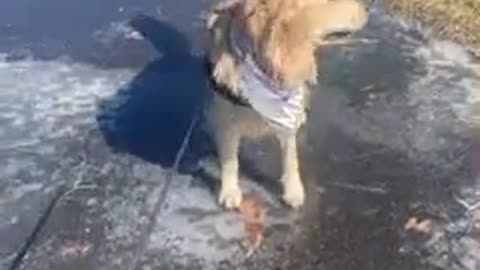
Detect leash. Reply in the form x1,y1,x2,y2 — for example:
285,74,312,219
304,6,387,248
129,106,199,270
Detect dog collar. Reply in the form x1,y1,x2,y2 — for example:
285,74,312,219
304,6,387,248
205,58,251,107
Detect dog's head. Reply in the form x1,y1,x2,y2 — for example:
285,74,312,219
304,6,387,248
206,0,368,89
243,0,368,88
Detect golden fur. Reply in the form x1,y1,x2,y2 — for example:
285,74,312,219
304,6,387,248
205,0,368,209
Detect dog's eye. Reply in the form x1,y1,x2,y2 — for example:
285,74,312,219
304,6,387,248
324,31,352,40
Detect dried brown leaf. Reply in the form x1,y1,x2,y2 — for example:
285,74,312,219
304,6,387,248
405,216,433,234
236,194,265,257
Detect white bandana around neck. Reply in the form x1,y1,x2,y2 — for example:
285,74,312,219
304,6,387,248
229,22,306,135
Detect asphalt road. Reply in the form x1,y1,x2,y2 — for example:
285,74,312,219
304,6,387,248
0,1,479,269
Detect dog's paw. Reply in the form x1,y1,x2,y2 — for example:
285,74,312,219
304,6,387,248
219,184,243,209
282,178,305,209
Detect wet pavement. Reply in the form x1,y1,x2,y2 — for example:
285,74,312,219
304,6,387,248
0,1,479,270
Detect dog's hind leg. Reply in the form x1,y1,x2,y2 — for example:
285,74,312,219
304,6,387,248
217,127,243,209
280,134,305,208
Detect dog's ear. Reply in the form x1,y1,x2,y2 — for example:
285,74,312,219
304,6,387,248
205,0,241,93
206,0,244,30
206,3,235,63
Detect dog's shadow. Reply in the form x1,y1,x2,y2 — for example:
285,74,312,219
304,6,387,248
96,15,211,173
96,15,283,196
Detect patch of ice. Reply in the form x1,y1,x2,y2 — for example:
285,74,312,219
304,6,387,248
0,182,44,205
1,158,37,179
0,57,135,161
144,169,293,266
106,198,146,243
428,41,473,65
407,40,478,143
93,21,143,45
149,178,242,264
335,24,478,161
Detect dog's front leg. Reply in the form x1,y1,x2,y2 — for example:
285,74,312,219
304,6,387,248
217,129,243,209
280,134,305,208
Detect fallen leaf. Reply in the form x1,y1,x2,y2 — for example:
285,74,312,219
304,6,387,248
236,194,264,257
405,216,433,234
59,240,93,259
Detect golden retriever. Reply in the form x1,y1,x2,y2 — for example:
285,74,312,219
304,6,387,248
204,0,368,209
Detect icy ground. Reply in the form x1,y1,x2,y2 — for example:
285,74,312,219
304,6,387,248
0,1,479,270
